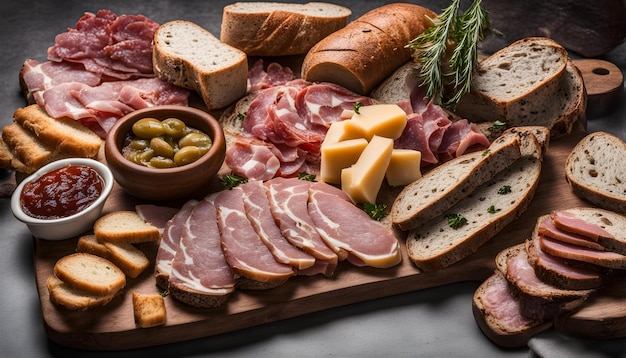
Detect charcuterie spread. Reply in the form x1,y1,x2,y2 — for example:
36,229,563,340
1,2,625,351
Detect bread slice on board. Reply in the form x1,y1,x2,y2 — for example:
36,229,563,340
456,37,586,138
77,234,150,278
565,132,626,216
405,134,542,271
220,2,351,56
94,211,160,244
391,131,523,231
53,253,126,297
132,291,167,328
46,274,118,311
153,20,248,110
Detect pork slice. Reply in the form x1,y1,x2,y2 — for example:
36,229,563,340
169,198,235,307
135,204,179,233
538,216,606,251
240,179,316,270
550,210,615,242
225,139,281,180
538,234,626,270
265,177,338,275
154,199,198,289
214,187,294,287
308,182,402,268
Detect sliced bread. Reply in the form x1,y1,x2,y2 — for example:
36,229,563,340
46,274,118,311
2,122,55,172
472,270,553,348
132,291,167,328
406,142,542,271
565,132,626,216
53,253,126,296
220,2,351,56
391,131,522,231
152,20,248,110
94,211,160,244
455,37,584,139
77,234,150,278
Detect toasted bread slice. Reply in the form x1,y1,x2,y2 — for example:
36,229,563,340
77,234,150,278
94,211,160,244
53,253,126,296
46,274,118,311
132,291,167,328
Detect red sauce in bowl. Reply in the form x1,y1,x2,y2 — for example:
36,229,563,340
20,165,104,219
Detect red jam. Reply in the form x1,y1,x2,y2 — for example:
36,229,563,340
20,165,104,220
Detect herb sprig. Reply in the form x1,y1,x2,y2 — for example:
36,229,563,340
407,0,490,109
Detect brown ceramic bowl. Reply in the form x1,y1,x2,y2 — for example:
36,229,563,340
104,105,226,201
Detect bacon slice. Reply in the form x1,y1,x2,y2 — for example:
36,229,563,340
550,210,615,242
169,198,235,307
240,179,316,270
214,187,294,287
307,182,402,268
538,216,607,251
265,177,338,276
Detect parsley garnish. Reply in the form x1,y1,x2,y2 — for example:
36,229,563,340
354,101,363,114
487,120,506,131
487,205,500,214
220,173,248,189
298,172,316,181
482,149,491,156
364,203,388,221
497,185,512,194
237,113,246,121
446,213,467,229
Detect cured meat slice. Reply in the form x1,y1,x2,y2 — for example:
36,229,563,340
169,198,234,308
239,179,316,270
307,182,402,268
153,199,198,289
265,177,338,275
214,187,294,288
538,234,626,269
247,59,296,93
135,204,179,233
550,210,615,242
225,139,281,181
537,216,606,251
295,82,373,128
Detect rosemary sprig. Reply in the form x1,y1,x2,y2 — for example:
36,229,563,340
407,0,490,109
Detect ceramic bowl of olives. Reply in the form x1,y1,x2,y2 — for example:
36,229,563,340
104,105,226,201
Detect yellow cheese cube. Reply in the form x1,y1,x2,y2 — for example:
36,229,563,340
350,104,407,140
341,135,394,203
385,149,422,187
320,138,368,184
322,120,364,148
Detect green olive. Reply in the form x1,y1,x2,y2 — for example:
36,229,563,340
162,118,188,138
174,146,203,166
129,139,149,150
149,156,176,168
132,118,165,139
130,148,155,165
150,137,175,158
179,132,212,149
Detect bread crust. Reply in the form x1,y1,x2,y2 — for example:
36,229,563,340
301,3,436,95
53,253,126,296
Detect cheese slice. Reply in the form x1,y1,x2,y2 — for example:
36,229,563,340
385,149,422,187
320,138,368,184
322,120,364,148
341,135,394,203
350,104,407,140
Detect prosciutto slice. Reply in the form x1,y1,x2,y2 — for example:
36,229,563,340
169,198,235,304
153,200,198,288
538,235,626,269
307,182,402,268
537,216,606,251
214,187,294,286
265,177,338,276
550,210,615,242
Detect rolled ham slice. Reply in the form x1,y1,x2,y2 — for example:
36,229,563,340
215,187,294,288
307,182,402,268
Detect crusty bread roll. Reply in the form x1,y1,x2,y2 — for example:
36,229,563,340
301,3,436,95
220,2,351,56
152,20,248,110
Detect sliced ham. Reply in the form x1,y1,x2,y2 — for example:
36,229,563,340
265,177,338,276
537,216,606,251
538,234,626,270
135,204,179,233
169,198,235,307
307,182,402,268
153,199,198,289
550,210,615,242
478,271,538,331
239,179,317,271
225,139,281,181
214,187,294,287
247,59,296,93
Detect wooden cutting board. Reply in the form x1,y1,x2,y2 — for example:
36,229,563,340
32,60,626,350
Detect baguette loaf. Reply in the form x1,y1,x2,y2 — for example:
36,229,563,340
94,211,161,244
565,132,626,216
406,135,542,271
301,3,436,95
220,2,351,56
53,253,126,296
455,38,585,139
152,20,248,110
391,131,523,231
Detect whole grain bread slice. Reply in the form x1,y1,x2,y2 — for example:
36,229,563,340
53,253,126,296
94,211,160,244
406,136,542,271
220,2,351,56
565,132,626,216
391,131,523,231
153,20,248,110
